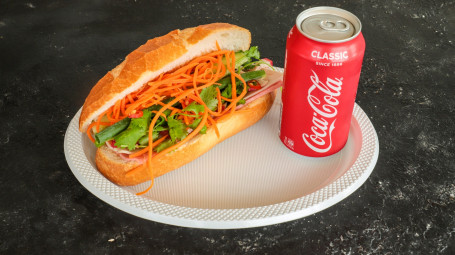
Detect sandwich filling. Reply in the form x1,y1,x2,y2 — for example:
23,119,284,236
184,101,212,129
86,44,281,194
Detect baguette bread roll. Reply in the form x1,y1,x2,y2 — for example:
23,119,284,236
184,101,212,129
79,23,281,188
96,91,275,186
79,23,251,132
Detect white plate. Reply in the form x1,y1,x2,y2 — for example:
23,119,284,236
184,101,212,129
64,69,379,229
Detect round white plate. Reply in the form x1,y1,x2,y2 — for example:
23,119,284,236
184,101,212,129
64,70,379,229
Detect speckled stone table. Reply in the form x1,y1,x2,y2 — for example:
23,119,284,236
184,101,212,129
1,0,454,254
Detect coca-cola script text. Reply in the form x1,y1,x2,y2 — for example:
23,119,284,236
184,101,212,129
302,70,343,153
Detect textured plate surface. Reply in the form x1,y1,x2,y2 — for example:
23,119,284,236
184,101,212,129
64,68,379,229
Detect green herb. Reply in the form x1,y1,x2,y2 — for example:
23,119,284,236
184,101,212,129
183,102,205,115
155,139,175,153
114,110,152,150
220,70,266,99
94,118,130,147
243,46,260,59
138,133,155,146
241,70,266,82
221,46,261,75
189,117,207,134
151,109,171,133
234,46,260,69
221,84,233,99
200,125,207,134
168,115,188,142
199,86,218,111
215,76,232,90
137,125,168,146
240,59,275,72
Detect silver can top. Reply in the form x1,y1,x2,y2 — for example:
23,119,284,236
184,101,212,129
296,6,362,43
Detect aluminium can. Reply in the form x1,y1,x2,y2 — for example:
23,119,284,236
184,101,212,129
280,6,366,157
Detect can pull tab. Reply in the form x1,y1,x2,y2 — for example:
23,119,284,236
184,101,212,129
319,20,350,32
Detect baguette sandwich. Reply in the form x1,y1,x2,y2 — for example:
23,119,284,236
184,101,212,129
79,23,283,194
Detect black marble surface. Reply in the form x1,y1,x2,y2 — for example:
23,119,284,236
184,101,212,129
1,0,454,254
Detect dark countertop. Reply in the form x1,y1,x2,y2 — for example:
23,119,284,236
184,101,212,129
1,0,454,254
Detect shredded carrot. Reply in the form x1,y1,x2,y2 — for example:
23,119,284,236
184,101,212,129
215,41,221,51
135,176,154,196
86,122,97,143
170,108,181,116
215,87,222,114
127,94,134,104
90,46,248,195
150,110,168,120
220,95,233,102
120,98,126,116
95,114,103,133
98,122,112,126
226,51,238,113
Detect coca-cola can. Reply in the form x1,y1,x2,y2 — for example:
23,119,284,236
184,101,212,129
280,6,365,157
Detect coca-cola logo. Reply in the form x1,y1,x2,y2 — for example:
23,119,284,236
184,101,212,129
302,70,343,153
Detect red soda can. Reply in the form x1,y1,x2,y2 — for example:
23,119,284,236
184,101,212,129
280,7,365,157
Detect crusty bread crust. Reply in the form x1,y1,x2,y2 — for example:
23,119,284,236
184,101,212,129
95,91,276,186
79,23,251,132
